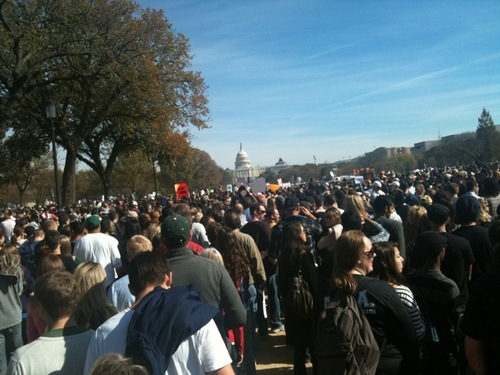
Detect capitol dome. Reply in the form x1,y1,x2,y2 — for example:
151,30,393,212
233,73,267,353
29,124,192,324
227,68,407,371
235,143,251,170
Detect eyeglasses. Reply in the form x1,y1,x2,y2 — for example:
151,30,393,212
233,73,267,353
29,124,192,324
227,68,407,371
362,248,376,258
259,210,266,214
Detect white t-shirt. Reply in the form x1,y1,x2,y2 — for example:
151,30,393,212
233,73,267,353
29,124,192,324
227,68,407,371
107,275,135,311
74,233,122,286
84,310,231,375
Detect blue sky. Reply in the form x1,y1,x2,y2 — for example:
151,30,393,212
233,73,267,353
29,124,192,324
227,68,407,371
138,1,500,170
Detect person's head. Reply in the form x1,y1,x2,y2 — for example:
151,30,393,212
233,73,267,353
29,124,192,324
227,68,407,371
482,177,499,197
41,219,58,233
59,235,72,256
478,197,492,225
277,222,306,272
345,194,367,218
126,235,152,262
84,215,101,233
100,218,112,234
89,353,149,375
282,221,307,247
36,254,66,279
341,211,362,231
250,203,266,220
373,196,394,217
223,208,241,230
74,262,107,299
44,229,61,252
128,251,172,296
445,182,459,198
333,231,373,295
265,207,280,223
323,206,341,228
70,221,84,239
34,271,77,322
335,230,374,276
455,195,480,225
200,247,224,266
283,196,300,216
370,242,405,285
426,203,449,226
161,214,190,249
414,231,447,265
324,194,337,208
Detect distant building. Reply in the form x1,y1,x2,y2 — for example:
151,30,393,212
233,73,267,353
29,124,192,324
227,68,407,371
267,158,289,175
364,146,413,161
413,140,440,154
233,143,265,182
232,144,289,182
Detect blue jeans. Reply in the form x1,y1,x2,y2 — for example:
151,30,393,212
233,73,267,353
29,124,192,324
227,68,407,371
267,273,283,328
244,284,257,375
0,323,23,374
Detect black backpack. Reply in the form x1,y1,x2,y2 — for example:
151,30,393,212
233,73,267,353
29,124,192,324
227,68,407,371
316,287,380,375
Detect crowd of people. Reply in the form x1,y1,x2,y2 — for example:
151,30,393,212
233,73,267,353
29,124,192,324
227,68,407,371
0,162,499,374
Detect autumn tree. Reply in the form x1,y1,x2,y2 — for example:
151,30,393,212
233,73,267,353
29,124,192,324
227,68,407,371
1,0,209,204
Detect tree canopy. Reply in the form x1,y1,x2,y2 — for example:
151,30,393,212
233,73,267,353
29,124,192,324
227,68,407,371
1,0,209,204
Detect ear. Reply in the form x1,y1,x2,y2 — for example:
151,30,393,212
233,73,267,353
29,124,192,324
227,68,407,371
164,271,173,288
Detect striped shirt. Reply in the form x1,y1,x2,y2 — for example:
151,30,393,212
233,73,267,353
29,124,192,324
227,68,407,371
394,284,426,341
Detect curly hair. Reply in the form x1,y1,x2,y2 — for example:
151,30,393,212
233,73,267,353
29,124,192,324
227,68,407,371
217,228,249,284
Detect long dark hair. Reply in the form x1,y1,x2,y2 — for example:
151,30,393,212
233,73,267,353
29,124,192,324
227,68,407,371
370,242,406,286
278,222,306,275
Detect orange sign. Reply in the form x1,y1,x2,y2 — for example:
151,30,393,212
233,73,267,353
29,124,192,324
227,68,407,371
268,184,280,192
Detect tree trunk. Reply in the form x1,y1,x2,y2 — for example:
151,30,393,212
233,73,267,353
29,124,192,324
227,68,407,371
98,172,111,201
62,147,77,207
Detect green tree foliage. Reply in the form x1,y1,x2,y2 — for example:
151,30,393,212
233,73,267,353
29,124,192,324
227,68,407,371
1,0,209,204
476,107,499,162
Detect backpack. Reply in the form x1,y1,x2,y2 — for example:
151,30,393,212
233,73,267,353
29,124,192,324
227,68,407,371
286,267,314,320
316,288,380,375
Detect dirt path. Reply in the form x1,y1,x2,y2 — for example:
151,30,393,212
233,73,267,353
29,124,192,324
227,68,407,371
255,330,313,374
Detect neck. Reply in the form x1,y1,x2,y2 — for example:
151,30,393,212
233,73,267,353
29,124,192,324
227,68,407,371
350,267,365,276
46,316,76,332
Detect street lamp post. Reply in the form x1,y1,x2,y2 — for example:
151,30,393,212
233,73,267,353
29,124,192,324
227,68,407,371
46,102,61,208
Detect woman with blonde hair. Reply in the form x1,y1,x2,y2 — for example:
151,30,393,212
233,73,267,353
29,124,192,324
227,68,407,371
333,231,420,375
404,205,430,247
344,194,389,243
74,262,117,329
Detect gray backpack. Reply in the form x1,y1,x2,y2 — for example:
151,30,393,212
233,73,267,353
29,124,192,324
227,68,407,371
316,288,380,375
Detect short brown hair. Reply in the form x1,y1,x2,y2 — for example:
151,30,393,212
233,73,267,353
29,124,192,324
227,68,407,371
128,252,171,296
35,271,77,320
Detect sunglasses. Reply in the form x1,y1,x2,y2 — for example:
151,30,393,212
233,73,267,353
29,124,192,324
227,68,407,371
363,248,376,258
